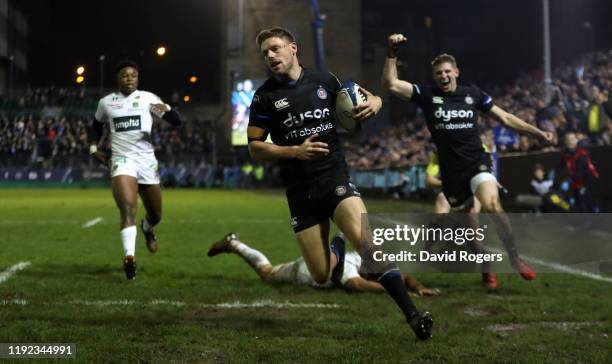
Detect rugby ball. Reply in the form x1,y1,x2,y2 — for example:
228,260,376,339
335,81,367,132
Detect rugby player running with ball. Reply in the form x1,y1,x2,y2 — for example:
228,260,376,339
247,27,433,340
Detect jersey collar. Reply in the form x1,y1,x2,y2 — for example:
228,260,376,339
274,66,305,88
118,90,139,98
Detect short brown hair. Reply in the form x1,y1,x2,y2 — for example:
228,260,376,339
255,27,296,47
431,53,458,68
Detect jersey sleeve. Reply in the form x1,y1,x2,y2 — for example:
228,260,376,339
340,261,361,286
248,93,272,132
340,252,362,285
327,71,343,95
410,83,431,107
473,86,494,112
94,99,107,122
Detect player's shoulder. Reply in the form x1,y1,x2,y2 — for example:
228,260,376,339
253,79,277,99
411,83,436,100
304,68,340,85
461,84,487,95
99,92,119,103
138,90,161,101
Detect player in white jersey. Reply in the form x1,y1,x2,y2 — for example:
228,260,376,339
89,60,181,280
207,233,440,296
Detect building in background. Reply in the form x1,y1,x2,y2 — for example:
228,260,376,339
0,0,28,97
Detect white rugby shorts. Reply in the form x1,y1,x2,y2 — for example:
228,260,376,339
110,154,160,185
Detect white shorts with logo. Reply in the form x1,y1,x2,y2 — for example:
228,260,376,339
110,154,160,185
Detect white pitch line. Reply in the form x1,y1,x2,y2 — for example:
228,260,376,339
0,220,80,225
82,217,103,228
212,300,339,309
0,261,31,284
1,218,284,225
0,299,28,306
2,299,340,309
487,247,612,284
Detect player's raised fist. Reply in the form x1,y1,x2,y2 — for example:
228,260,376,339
540,131,555,144
388,34,407,50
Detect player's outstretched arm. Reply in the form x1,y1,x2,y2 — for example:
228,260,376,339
381,33,414,101
247,127,329,162
403,274,441,297
344,277,386,293
489,105,554,144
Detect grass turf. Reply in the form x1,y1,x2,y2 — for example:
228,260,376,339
0,189,611,363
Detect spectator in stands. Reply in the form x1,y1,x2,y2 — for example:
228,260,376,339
557,132,600,212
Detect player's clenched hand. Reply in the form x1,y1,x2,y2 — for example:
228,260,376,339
539,131,555,144
295,134,329,160
354,87,382,121
388,34,407,52
91,151,109,168
150,103,170,115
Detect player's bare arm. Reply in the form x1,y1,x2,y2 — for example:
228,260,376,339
489,105,554,143
381,33,414,101
88,119,109,167
247,127,329,161
344,277,386,293
353,87,383,121
403,275,441,297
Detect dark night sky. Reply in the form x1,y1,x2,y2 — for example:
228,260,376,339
14,0,612,103
363,0,612,88
17,0,222,102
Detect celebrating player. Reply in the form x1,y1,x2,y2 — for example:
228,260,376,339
208,232,440,296
89,60,181,280
382,34,553,284
247,27,433,340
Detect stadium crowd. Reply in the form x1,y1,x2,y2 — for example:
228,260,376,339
0,113,213,167
1,51,610,172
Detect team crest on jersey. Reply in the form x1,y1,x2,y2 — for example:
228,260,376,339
132,102,139,108
479,164,488,171
433,96,444,104
317,87,328,100
465,96,474,105
335,185,347,196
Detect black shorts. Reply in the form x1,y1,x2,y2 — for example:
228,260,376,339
286,174,361,233
442,154,494,208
